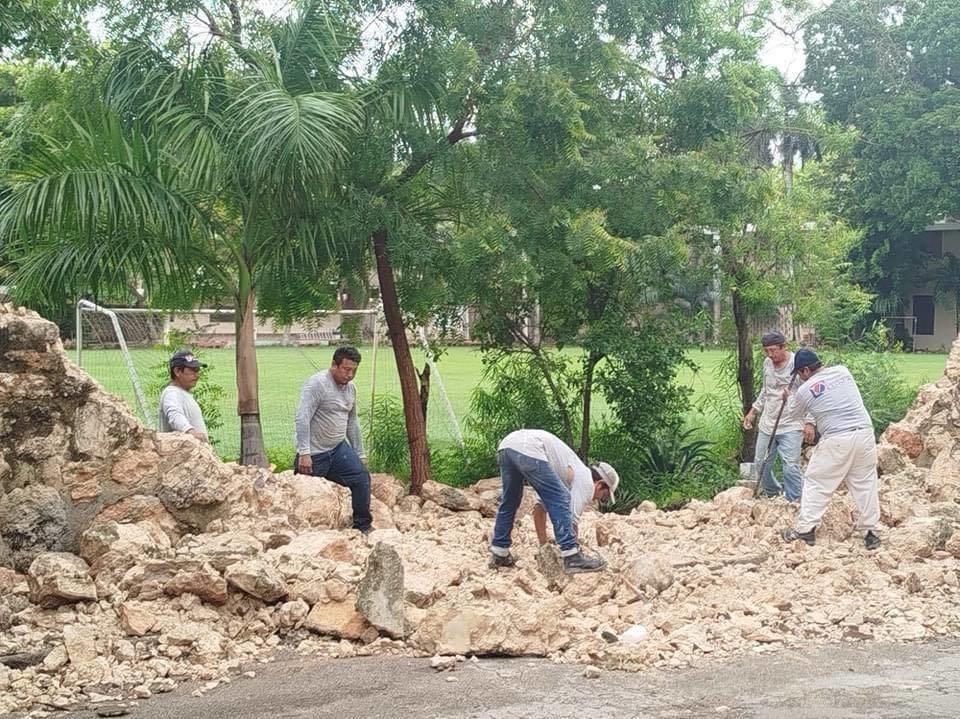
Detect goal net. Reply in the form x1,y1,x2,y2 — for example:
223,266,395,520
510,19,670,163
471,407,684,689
75,300,465,460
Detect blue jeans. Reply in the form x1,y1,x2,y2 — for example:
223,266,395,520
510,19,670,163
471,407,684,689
491,448,579,558
755,430,803,502
295,441,372,532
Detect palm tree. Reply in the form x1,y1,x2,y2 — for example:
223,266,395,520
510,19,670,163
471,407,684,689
0,2,361,465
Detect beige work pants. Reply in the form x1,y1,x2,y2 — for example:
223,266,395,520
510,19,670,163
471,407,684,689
795,427,880,535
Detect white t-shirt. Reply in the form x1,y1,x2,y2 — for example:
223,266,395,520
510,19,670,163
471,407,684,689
794,366,873,438
158,385,207,435
752,352,804,434
498,429,595,521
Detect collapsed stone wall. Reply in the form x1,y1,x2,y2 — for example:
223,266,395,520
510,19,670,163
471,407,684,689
1,307,959,716
0,305,269,572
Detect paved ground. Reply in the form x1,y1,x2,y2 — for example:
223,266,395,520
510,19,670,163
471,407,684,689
43,639,960,719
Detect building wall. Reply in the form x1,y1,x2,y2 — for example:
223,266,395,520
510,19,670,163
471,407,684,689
904,229,960,351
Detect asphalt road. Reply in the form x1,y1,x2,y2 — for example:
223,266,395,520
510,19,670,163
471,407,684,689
25,639,960,719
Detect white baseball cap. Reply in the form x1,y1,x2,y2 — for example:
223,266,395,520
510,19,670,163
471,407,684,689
592,462,620,502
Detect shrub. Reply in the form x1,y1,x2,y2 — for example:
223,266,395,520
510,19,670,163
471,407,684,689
468,352,580,449
431,438,499,488
367,396,411,481
591,423,736,512
265,444,295,472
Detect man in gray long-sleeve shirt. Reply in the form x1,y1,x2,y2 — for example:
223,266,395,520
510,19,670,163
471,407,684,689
294,346,372,533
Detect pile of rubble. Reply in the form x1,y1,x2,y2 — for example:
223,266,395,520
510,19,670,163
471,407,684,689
1,305,959,716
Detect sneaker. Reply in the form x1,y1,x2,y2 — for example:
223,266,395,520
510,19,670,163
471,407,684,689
563,551,606,574
863,531,881,550
489,553,516,569
781,528,816,546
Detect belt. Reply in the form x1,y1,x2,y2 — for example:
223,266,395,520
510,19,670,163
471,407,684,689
824,426,870,437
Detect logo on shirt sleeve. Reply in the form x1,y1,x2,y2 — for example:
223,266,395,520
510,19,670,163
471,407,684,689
809,381,826,399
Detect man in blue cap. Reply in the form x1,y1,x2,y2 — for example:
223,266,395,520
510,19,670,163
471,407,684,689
780,349,881,550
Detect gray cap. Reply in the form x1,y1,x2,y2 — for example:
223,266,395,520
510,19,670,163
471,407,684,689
761,331,787,347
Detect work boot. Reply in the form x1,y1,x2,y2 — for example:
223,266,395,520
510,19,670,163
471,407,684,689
781,527,815,546
563,551,606,574
489,553,516,569
863,531,881,551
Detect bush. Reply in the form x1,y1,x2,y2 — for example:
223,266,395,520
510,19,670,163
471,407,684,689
431,438,499,488
468,351,580,450
591,423,737,512
367,396,410,481
265,444,295,472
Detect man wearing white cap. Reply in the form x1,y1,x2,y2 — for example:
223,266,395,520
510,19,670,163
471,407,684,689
489,428,619,574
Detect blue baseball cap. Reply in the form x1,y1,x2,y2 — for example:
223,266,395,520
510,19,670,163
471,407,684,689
169,349,207,370
792,348,820,374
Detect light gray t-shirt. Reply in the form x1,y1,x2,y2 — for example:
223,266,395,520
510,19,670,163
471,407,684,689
294,370,364,457
752,352,804,434
158,385,207,435
498,429,594,521
794,365,873,438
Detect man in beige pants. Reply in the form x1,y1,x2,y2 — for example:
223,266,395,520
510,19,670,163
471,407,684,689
780,349,881,550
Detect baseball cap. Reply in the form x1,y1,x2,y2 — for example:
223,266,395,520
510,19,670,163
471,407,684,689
169,349,207,370
761,331,786,347
592,462,620,502
792,348,820,375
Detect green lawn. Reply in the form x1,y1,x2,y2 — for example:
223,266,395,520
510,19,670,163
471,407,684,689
77,344,949,460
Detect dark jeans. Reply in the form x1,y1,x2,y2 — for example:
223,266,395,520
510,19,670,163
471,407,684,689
491,448,579,557
294,441,372,532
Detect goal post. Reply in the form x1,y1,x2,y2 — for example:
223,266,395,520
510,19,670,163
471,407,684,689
76,299,155,426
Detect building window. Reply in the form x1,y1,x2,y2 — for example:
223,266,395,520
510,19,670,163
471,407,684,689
913,295,935,335
920,232,943,257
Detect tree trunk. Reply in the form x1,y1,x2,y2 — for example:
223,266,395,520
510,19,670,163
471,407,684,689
372,228,432,493
732,287,756,462
578,350,602,460
235,276,267,466
419,362,430,424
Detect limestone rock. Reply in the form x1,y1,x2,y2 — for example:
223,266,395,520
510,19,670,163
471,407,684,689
925,444,960,501
896,516,954,558
117,602,157,636
188,532,263,572
356,542,406,638
535,543,568,591
276,599,310,629
27,552,97,608
280,474,351,529
79,520,171,564
303,597,369,639
93,495,179,542
273,531,359,564
154,433,232,529
882,425,923,459
225,559,288,603
420,480,480,513
370,473,406,508
621,557,673,596
1,486,68,570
